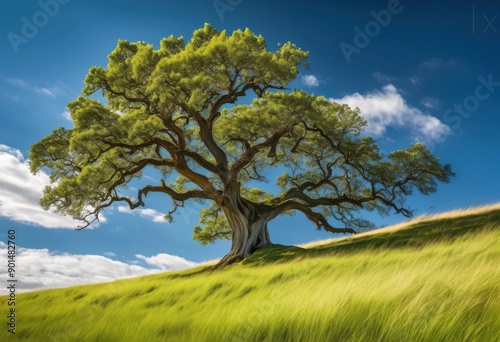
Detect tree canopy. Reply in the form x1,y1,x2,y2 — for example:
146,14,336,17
30,24,454,266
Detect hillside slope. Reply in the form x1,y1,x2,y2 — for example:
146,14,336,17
3,204,500,341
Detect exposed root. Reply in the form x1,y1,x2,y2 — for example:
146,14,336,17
214,253,245,269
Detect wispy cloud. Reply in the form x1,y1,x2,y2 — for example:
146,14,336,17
329,84,451,143
418,58,457,70
143,175,159,182
420,97,440,109
373,71,399,83
0,89,25,104
0,242,197,293
301,74,320,87
35,87,57,97
409,75,421,87
117,206,166,223
6,78,30,89
6,78,67,98
0,145,78,228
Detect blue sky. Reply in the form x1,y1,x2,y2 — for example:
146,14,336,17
0,0,499,293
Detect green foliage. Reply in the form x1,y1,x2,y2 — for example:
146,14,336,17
4,206,499,341
193,202,230,244
29,23,310,229
29,23,453,244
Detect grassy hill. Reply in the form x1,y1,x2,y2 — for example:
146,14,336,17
3,204,500,341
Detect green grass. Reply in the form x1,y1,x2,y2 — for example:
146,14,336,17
3,205,500,341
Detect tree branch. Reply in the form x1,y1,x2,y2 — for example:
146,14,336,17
230,126,292,176
268,200,356,234
179,103,229,178
281,188,365,208
76,182,213,230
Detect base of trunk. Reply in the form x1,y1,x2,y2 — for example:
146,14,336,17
216,237,270,268
215,253,245,268
217,205,272,267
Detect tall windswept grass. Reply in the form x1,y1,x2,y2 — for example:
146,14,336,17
300,202,500,248
2,204,499,341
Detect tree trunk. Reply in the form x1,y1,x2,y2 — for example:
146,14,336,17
215,180,272,267
216,208,271,267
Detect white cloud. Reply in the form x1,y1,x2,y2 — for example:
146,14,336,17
329,85,451,143
117,206,132,213
301,74,320,87
0,144,23,160
139,208,166,222
100,214,108,223
117,205,166,223
0,145,78,228
61,109,73,121
104,252,116,257
0,242,197,294
111,109,126,116
135,253,198,271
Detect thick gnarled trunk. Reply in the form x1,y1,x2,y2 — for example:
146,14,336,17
216,207,271,267
215,179,273,267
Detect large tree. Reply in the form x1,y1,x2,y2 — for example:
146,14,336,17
30,24,454,266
